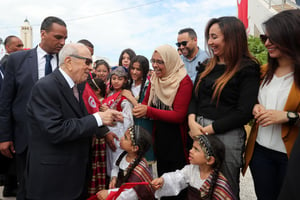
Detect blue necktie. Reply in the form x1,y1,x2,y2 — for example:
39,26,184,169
45,54,53,76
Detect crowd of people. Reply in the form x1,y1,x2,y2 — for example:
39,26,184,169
0,8,299,200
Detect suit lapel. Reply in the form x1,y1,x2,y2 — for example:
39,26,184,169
25,47,39,82
53,69,85,116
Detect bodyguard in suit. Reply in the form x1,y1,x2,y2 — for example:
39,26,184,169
0,16,67,199
0,35,24,93
0,35,23,197
26,43,122,200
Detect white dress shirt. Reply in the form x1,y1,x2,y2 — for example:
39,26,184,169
37,45,58,79
58,68,103,126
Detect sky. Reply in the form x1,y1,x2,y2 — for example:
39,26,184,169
0,0,237,65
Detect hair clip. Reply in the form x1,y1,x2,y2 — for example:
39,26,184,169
128,126,136,146
196,135,214,160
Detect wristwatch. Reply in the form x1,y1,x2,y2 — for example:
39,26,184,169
287,111,299,125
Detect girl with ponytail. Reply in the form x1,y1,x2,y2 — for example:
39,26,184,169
152,135,236,200
96,125,155,200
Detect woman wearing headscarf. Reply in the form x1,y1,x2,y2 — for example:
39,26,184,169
133,44,193,200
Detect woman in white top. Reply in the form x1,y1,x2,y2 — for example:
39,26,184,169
243,9,300,200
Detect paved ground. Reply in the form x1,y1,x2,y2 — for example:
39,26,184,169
0,186,15,200
240,169,257,200
0,169,257,200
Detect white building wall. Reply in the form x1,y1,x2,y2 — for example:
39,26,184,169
248,0,299,36
248,0,277,36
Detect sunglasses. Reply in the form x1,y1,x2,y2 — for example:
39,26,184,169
260,34,272,44
175,41,188,47
69,54,93,66
150,58,164,65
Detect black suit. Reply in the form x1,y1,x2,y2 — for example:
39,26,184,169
0,54,8,90
0,48,38,199
26,68,109,200
0,49,37,154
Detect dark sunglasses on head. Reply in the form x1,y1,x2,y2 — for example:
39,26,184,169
260,34,272,44
69,54,93,66
175,41,188,47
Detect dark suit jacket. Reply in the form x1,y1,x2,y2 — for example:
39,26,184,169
0,54,9,70
278,129,300,200
25,68,109,200
0,48,37,154
0,64,4,91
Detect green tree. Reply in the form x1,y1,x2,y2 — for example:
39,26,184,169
248,35,268,65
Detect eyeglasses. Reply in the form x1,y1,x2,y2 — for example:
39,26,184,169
260,34,272,44
69,54,93,66
150,58,164,65
175,41,188,47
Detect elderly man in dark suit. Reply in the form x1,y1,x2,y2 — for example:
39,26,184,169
26,43,122,200
0,16,67,199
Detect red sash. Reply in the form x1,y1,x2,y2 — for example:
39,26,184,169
102,91,126,112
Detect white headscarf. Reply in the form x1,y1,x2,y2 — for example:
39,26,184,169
148,44,187,108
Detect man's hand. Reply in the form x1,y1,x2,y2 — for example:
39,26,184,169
0,141,15,158
97,109,123,126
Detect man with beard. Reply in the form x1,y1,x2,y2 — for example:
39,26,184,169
176,28,208,83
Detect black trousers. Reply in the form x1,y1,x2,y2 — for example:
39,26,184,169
16,149,27,200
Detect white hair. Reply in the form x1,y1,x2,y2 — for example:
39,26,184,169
58,43,87,66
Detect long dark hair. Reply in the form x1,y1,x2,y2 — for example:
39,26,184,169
86,73,106,97
116,125,152,183
262,9,300,88
128,55,149,102
195,16,258,102
118,48,136,66
94,59,110,71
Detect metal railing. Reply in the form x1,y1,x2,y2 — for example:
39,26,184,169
262,0,300,9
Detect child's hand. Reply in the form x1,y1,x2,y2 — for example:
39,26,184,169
121,89,132,99
105,132,119,152
100,104,109,112
96,189,108,200
151,177,164,190
109,177,117,189
132,104,147,118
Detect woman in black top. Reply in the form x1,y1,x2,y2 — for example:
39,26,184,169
188,16,260,199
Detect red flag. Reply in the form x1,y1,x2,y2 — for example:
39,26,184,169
237,0,248,30
82,82,101,114
86,182,149,200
